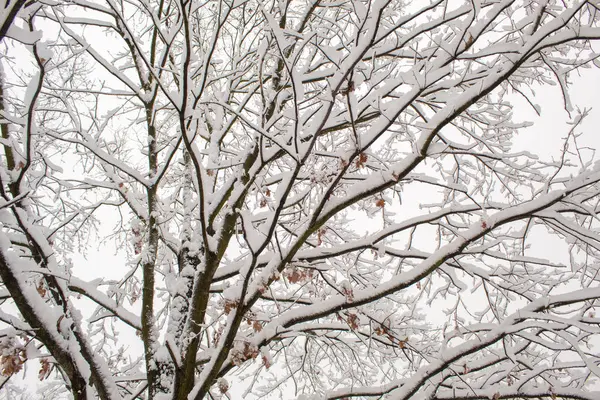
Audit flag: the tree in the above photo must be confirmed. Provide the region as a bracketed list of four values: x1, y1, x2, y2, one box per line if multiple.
[1, 0, 600, 398]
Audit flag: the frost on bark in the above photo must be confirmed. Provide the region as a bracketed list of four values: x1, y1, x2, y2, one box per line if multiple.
[1, 0, 600, 399]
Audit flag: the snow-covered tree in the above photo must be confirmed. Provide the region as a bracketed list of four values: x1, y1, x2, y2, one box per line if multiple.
[2, 0, 600, 399]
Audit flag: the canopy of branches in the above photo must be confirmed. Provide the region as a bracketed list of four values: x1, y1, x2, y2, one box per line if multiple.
[1, 0, 600, 399]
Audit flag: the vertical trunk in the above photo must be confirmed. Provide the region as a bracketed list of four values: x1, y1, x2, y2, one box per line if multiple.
[164, 151, 200, 396]
[171, 151, 200, 345]
[173, 256, 215, 400]
[143, 103, 161, 398]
